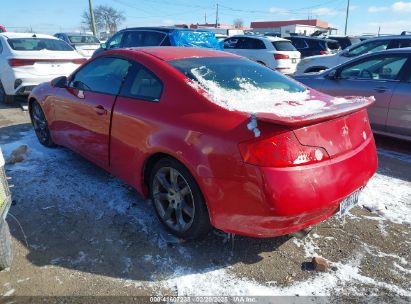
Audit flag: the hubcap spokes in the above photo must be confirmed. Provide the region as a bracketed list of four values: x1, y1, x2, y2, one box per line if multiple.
[153, 167, 195, 232]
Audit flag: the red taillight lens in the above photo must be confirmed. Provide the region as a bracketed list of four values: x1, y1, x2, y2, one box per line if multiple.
[8, 59, 36, 67]
[274, 53, 289, 60]
[320, 50, 330, 55]
[72, 58, 87, 65]
[239, 132, 329, 167]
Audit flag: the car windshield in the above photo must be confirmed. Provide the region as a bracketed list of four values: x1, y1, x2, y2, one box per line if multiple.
[7, 38, 73, 51]
[68, 35, 99, 44]
[272, 41, 297, 51]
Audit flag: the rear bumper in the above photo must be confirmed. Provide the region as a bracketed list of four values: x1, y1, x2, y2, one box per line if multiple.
[201, 135, 378, 237]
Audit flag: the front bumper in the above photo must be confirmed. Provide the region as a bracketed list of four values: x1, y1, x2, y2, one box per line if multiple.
[200, 135, 378, 237]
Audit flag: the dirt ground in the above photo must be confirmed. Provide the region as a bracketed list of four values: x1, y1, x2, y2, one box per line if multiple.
[0, 102, 410, 299]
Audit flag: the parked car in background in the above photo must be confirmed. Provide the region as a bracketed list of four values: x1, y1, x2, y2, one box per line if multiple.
[0, 32, 86, 103]
[29, 47, 377, 239]
[93, 27, 220, 57]
[54, 33, 100, 58]
[223, 35, 301, 74]
[0, 26, 6, 33]
[296, 35, 411, 74]
[295, 48, 411, 141]
[287, 36, 340, 58]
[327, 36, 362, 50]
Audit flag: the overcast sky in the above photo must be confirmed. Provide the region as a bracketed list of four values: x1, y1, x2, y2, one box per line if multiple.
[1, 0, 411, 35]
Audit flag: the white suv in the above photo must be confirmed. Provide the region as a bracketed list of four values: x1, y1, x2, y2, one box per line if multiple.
[223, 35, 301, 75]
[295, 35, 411, 75]
[0, 32, 86, 103]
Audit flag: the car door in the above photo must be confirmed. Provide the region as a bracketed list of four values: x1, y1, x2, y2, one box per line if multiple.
[52, 56, 131, 169]
[321, 54, 409, 131]
[109, 62, 164, 187]
[385, 57, 411, 137]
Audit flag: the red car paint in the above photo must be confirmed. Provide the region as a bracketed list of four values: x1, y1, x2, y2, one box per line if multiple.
[29, 47, 378, 237]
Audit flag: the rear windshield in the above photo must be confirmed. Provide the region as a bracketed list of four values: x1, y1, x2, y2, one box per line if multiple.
[68, 35, 99, 44]
[7, 38, 73, 51]
[326, 41, 340, 50]
[169, 57, 305, 92]
[272, 41, 297, 51]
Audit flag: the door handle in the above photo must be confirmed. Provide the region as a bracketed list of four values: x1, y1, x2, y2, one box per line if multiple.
[373, 87, 389, 93]
[94, 105, 107, 115]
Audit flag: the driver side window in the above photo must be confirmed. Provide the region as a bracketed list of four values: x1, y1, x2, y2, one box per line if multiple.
[70, 57, 131, 95]
[107, 32, 124, 49]
[340, 56, 408, 81]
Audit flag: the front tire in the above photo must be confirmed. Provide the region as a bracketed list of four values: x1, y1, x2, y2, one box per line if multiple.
[0, 81, 14, 104]
[0, 220, 12, 271]
[149, 157, 211, 240]
[30, 101, 55, 147]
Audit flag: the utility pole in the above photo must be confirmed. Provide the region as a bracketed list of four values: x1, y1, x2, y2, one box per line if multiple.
[344, 0, 350, 35]
[215, 3, 219, 28]
[205, 12, 207, 24]
[88, 0, 97, 36]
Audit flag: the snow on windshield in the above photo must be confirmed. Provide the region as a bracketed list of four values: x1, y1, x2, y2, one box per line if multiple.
[189, 66, 369, 117]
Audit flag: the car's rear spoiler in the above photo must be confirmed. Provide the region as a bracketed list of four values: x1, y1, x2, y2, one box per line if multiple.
[255, 96, 375, 127]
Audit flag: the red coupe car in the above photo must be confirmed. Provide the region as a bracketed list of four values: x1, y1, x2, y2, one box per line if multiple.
[28, 47, 378, 239]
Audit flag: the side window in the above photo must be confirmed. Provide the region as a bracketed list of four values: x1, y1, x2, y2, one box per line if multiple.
[236, 38, 265, 49]
[142, 31, 166, 46]
[121, 64, 163, 102]
[291, 38, 308, 49]
[346, 40, 389, 58]
[223, 38, 239, 49]
[340, 56, 408, 80]
[0, 40, 3, 53]
[107, 32, 124, 49]
[70, 57, 131, 95]
[122, 31, 145, 48]
[398, 40, 411, 48]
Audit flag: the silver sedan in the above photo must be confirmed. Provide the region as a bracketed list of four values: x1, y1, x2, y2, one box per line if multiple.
[295, 48, 411, 141]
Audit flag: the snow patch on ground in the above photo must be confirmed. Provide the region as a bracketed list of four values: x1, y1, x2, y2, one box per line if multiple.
[2, 131, 410, 297]
[359, 173, 411, 225]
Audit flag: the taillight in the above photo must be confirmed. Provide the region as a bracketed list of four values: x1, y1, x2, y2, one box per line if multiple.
[238, 132, 329, 167]
[72, 58, 87, 64]
[8, 59, 36, 67]
[320, 50, 330, 55]
[274, 53, 289, 60]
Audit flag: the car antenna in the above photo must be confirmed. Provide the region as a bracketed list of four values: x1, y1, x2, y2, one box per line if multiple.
[32, 34, 37, 38]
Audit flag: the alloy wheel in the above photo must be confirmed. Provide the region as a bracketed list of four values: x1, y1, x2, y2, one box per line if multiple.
[152, 167, 195, 232]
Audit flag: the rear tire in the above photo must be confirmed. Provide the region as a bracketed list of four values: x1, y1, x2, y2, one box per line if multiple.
[0, 81, 14, 104]
[0, 220, 12, 271]
[149, 157, 211, 240]
[30, 101, 55, 147]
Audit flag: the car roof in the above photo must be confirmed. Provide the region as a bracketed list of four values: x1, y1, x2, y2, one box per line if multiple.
[0, 32, 57, 39]
[119, 27, 211, 33]
[289, 36, 336, 42]
[229, 34, 289, 42]
[116, 47, 238, 61]
[56, 32, 96, 36]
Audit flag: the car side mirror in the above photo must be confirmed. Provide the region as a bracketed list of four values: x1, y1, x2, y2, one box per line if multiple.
[100, 42, 107, 49]
[51, 76, 68, 88]
[327, 70, 339, 80]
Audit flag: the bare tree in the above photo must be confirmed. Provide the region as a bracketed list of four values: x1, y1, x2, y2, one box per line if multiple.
[82, 5, 125, 35]
[233, 18, 244, 29]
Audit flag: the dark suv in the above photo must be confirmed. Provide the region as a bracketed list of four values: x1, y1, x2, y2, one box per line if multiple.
[287, 36, 340, 58]
[327, 36, 362, 49]
[93, 27, 219, 57]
